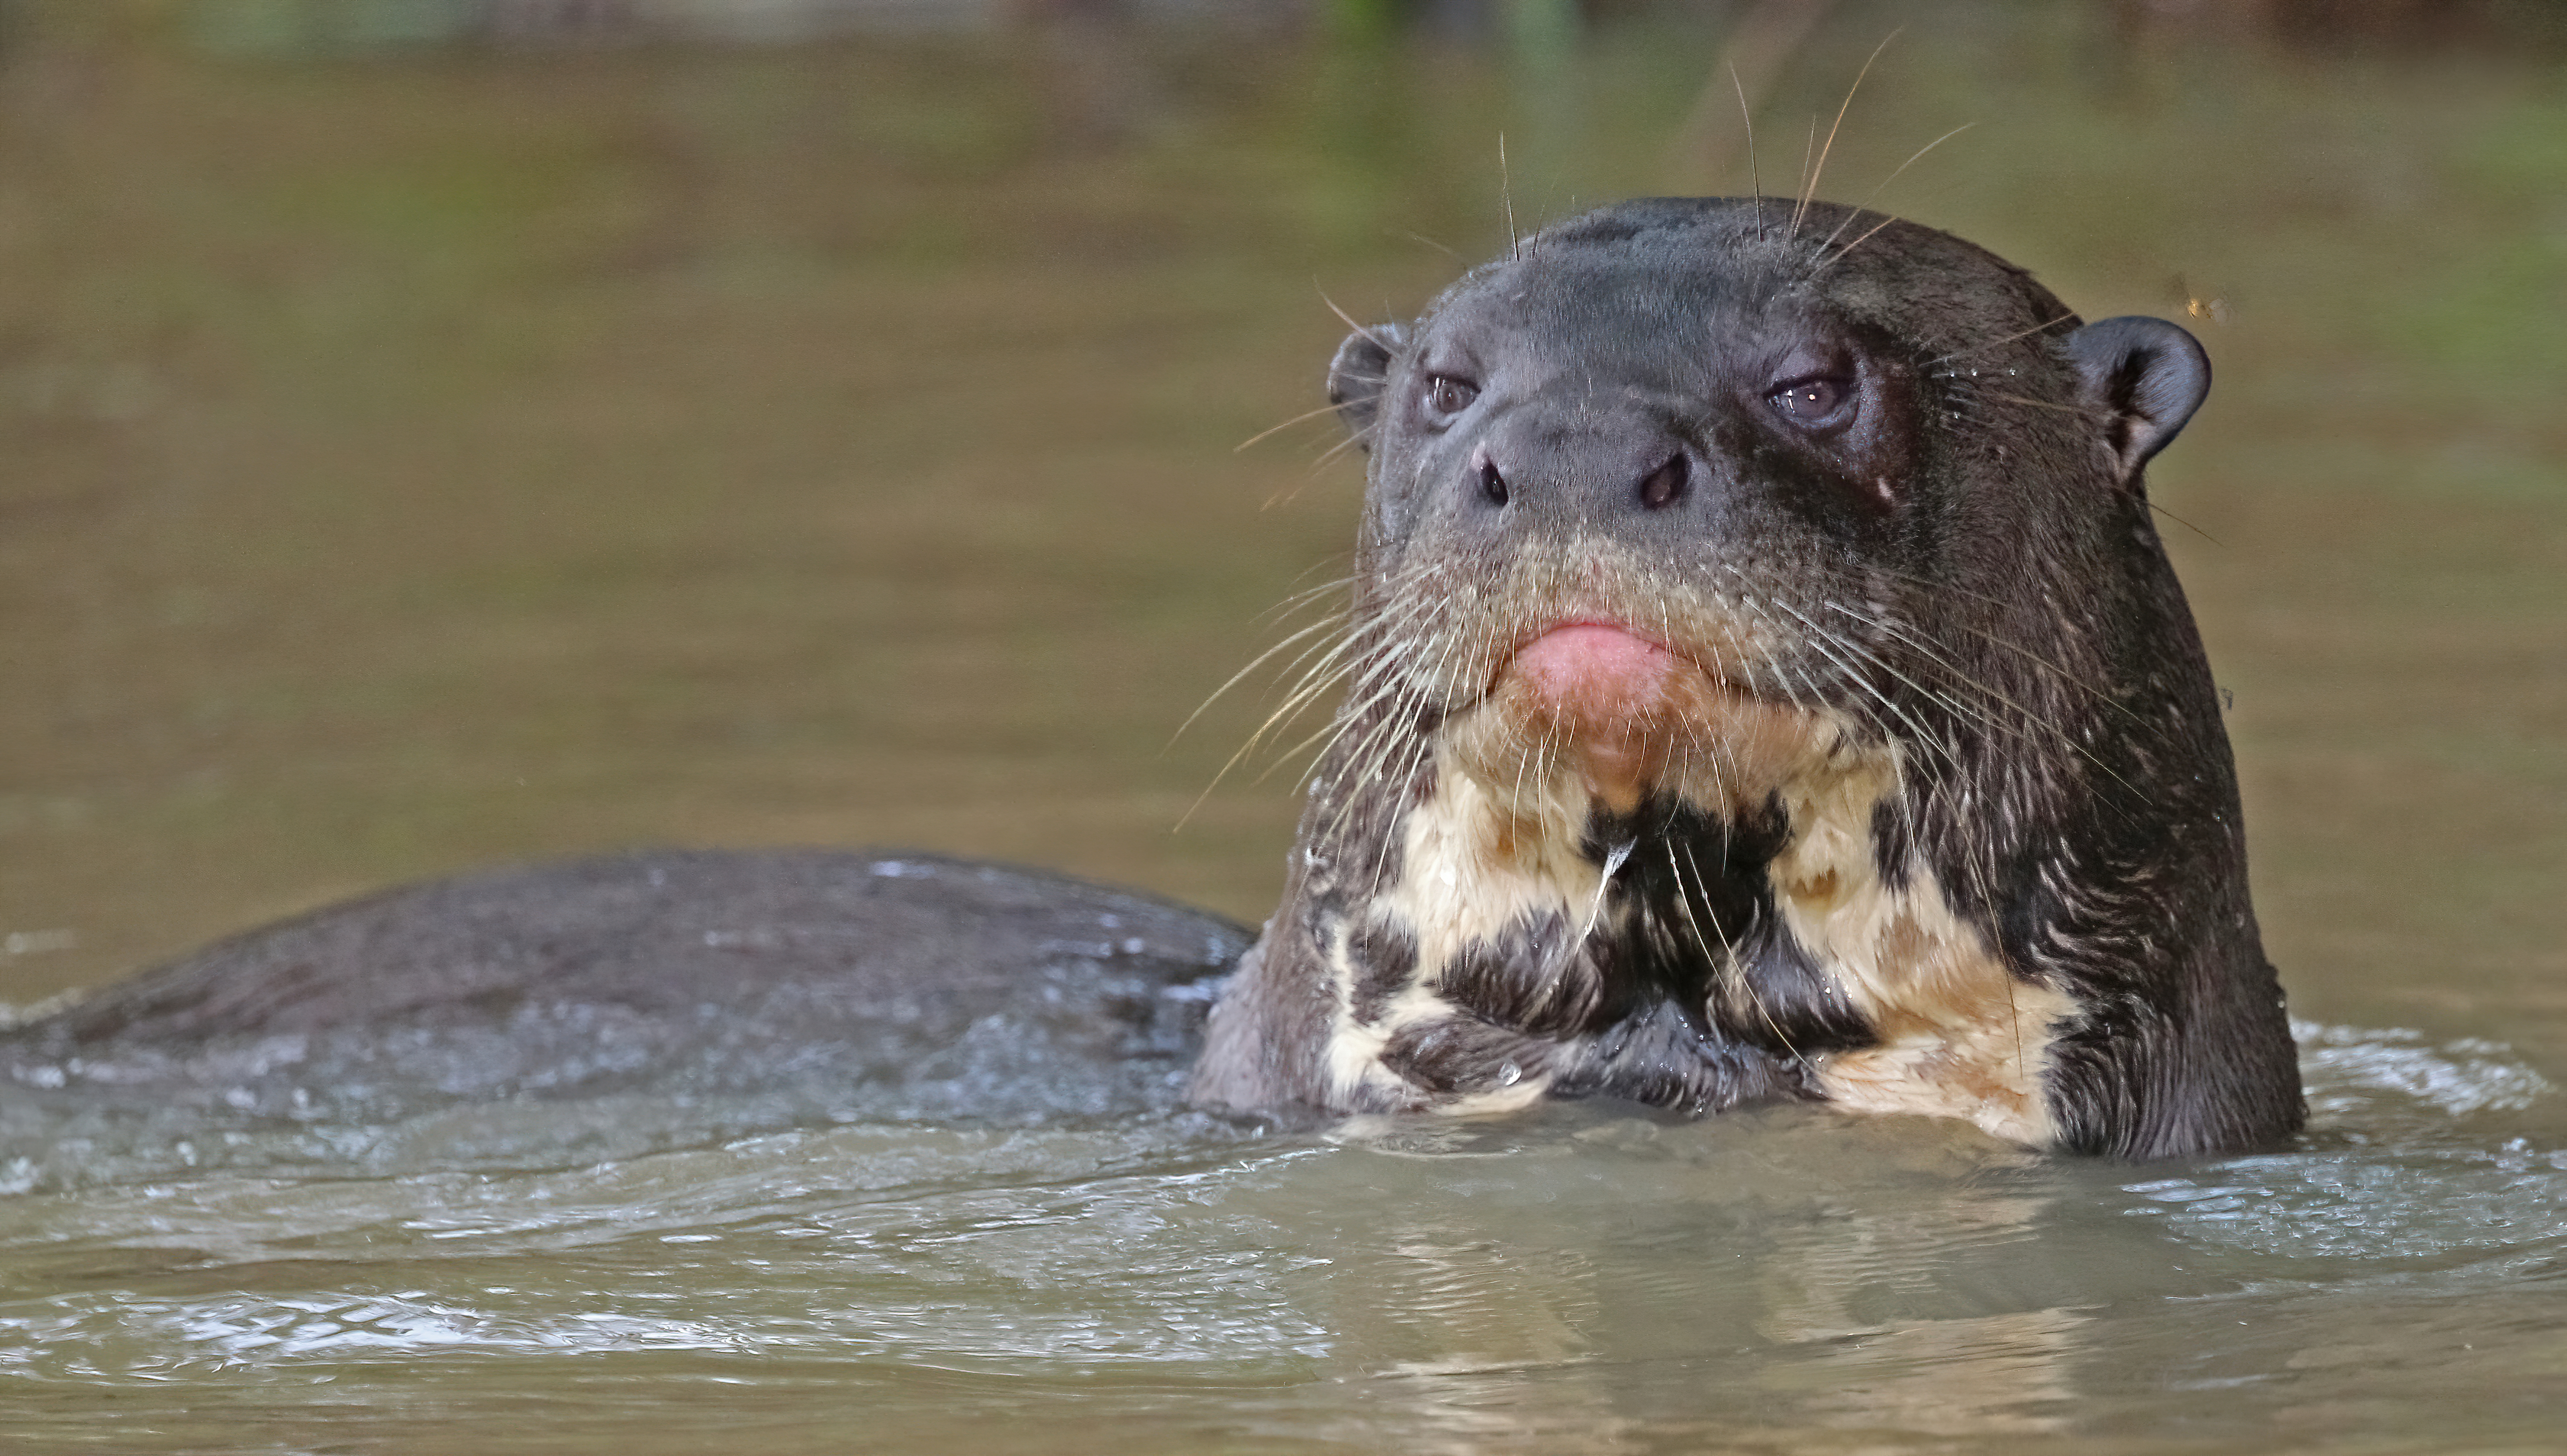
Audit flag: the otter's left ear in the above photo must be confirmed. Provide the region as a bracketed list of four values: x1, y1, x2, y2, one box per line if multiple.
[2064, 316, 2211, 483]
[1326, 321, 1409, 451]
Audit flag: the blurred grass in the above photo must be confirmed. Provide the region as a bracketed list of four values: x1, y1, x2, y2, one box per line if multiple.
[0, 1, 2557, 1035]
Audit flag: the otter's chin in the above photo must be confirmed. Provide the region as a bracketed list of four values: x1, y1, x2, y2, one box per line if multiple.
[1444, 622, 1839, 821]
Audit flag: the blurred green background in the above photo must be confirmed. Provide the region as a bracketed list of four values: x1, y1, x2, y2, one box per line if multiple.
[0, 0, 2560, 1057]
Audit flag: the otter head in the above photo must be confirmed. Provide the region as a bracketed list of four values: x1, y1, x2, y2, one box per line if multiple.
[1196, 196, 2292, 1159]
[1322, 197, 2210, 846]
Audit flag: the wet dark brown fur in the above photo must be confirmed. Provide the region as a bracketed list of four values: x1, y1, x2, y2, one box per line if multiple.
[1188, 196, 2305, 1159]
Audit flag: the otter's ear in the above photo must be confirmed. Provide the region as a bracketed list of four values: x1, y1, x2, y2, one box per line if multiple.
[2064, 316, 2211, 482]
[1326, 321, 1408, 451]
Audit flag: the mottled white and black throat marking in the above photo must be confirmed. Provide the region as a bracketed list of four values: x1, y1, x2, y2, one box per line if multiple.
[1307, 730, 2071, 1143]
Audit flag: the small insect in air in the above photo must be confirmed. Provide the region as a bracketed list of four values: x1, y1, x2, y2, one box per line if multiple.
[2170, 273, 2235, 327]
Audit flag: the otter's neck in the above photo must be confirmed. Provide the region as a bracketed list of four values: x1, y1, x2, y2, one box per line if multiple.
[1193, 714, 2074, 1147]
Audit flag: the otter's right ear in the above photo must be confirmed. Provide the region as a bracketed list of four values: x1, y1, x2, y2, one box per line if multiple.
[1326, 322, 1408, 451]
[2064, 316, 2211, 484]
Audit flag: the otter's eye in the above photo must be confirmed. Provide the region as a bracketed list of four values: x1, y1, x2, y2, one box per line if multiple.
[1423, 374, 1480, 420]
[1767, 375, 1852, 428]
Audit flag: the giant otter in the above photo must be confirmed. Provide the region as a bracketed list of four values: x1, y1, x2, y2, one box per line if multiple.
[0, 197, 2300, 1163]
[1189, 196, 2302, 1159]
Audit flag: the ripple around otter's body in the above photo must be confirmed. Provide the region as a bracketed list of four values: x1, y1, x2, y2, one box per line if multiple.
[0, 1026, 2559, 1452]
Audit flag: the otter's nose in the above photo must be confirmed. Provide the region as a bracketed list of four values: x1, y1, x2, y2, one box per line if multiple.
[1636, 452, 1689, 509]
[1468, 443, 1509, 506]
[1465, 440, 1692, 517]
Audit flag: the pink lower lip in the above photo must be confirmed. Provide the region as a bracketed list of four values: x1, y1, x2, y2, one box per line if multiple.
[1532, 617, 1659, 644]
[1509, 622, 1676, 714]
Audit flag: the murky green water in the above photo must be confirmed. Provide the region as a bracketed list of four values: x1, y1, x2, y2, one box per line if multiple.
[1, 4, 2563, 1450]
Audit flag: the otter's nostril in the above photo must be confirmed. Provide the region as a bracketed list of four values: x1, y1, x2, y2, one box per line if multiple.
[1638, 453, 1688, 510]
[1477, 455, 1508, 507]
